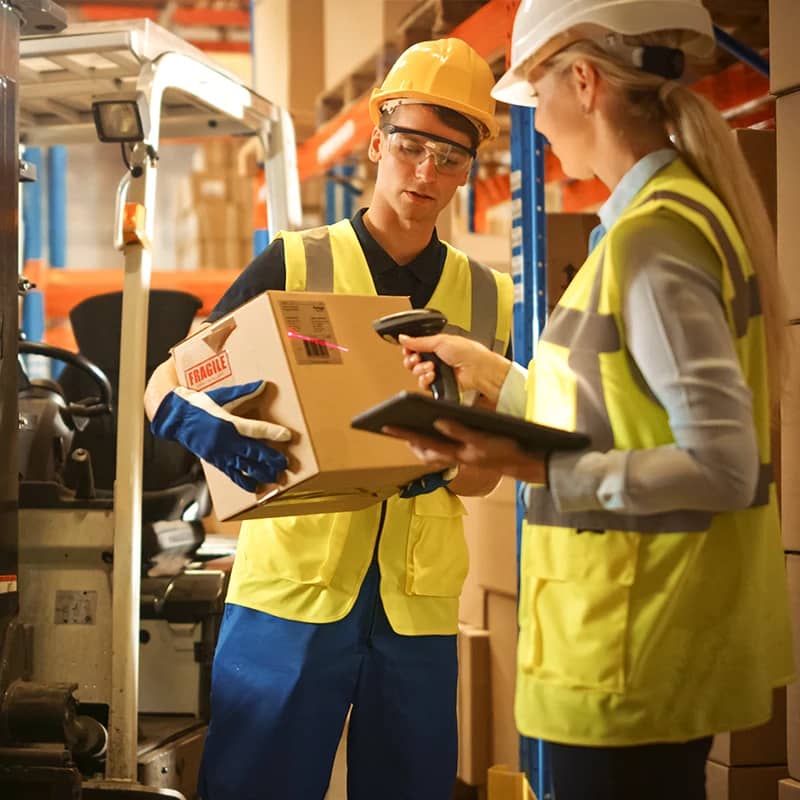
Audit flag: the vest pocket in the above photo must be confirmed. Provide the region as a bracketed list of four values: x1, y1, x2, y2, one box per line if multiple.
[519, 526, 639, 694]
[262, 512, 353, 587]
[404, 491, 468, 597]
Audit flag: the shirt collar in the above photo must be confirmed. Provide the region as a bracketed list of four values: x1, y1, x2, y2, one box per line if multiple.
[598, 148, 678, 232]
[350, 208, 443, 285]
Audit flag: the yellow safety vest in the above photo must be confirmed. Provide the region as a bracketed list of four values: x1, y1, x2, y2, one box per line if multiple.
[226, 219, 513, 634]
[517, 160, 794, 745]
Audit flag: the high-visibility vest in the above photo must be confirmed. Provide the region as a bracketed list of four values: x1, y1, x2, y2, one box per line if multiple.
[516, 159, 794, 744]
[227, 219, 514, 634]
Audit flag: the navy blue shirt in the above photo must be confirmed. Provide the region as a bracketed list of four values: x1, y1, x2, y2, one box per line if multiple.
[208, 209, 447, 322]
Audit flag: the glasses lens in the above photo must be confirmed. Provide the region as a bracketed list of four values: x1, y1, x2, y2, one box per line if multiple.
[388, 131, 472, 175]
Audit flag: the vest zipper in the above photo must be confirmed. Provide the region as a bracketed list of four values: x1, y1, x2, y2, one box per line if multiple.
[371, 499, 388, 564]
[366, 499, 389, 644]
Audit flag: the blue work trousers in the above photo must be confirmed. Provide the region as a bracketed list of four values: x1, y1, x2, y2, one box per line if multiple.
[198, 562, 458, 800]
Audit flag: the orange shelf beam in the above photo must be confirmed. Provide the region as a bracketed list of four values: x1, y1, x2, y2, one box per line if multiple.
[172, 8, 250, 28]
[34, 267, 240, 320]
[78, 5, 250, 27]
[296, 0, 520, 182]
[79, 5, 157, 21]
[296, 94, 374, 182]
[447, 0, 520, 61]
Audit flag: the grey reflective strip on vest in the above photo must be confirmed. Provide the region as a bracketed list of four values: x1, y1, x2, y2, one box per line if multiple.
[526, 486, 714, 533]
[467, 258, 503, 352]
[647, 190, 759, 336]
[300, 226, 334, 292]
[299, 229, 502, 352]
[442, 258, 502, 352]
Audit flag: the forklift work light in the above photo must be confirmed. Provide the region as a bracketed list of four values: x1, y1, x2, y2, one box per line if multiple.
[92, 96, 149, 143]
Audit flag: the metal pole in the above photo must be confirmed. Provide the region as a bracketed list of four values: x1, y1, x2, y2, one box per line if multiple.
[1, 0, 66, 702]
[22, 146, 41, 263]
[713, 25, 770, 77]
[47, 144, 66, 267]
[0, 0, 22, 669]
[510, 103, 551, 800]
[467, 160, 477, 233]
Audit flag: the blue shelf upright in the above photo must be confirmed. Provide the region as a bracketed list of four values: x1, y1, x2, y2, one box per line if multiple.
[510, 103, 550, 800]
[325, 163, 357, 224]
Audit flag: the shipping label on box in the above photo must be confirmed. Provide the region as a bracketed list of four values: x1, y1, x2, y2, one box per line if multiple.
[172, 291, 434, 520]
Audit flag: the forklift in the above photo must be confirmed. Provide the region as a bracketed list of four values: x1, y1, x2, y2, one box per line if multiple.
[0, 8, 302, 798]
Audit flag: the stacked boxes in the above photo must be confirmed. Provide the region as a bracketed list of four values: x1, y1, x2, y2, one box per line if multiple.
[773, 1, 800, 796]
[176, 138, 257, 270]
[706, 127, 788, 800]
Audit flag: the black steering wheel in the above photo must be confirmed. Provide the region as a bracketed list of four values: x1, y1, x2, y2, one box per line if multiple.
[18, 340, 113, 419]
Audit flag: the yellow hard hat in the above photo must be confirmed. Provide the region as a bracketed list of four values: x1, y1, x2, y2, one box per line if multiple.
[369, 38, 500, 143]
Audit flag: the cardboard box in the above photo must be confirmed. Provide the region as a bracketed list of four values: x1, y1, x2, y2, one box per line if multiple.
[488, 591, 520, 770]
[783, 325, 800, 549]
[545, 213, 599, 311]
[736, 129, 777, 231]
[487, 765, 536, 800]
[770, 0, 800, 96]
[709, 688, 787, 766]
[465, 477, 518, 598]
[457, 625, 492, 786]
[781, 778, 800, 799]
[777, 93, 800, 321]
[459, 519, 487, 629]
[706, 761, 787, 800]
[172, 291, 433, 520]
[786, 555, 800, 777]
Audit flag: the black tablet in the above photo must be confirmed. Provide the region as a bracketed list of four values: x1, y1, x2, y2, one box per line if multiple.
[351, 391, 590, 453]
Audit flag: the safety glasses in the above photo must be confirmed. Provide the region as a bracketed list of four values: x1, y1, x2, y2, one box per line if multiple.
[381, 124, 475, 176]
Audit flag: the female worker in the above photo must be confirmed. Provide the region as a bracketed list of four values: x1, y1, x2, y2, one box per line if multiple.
[389, 1, 794, 798]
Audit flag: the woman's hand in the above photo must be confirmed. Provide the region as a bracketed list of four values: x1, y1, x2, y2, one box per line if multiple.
[383, 419, 548, 485]
[399, 334, 512, 407]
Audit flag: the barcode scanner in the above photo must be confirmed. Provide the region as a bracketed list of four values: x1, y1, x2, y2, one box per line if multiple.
[372, 308, 460, 403]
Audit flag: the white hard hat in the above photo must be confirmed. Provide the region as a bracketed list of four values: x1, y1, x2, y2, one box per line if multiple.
[492, 0, 716, 107]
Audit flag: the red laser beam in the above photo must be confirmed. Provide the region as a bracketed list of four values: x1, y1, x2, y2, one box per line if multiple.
[286, 328, 349, 352]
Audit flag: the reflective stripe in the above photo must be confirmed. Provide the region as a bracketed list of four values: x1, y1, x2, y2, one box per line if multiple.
[298, 226, 503, 354]
[526, 485, 713, 532]
[299, 226, 334, 292]
[466, 258, 502, 352]
[646, 190, 758, 337]
[526, 460, 772, 531]
[542, 306, 619, 352]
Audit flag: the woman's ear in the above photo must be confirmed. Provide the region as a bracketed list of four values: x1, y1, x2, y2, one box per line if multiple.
[571, 58, 599, 114]
[368, 126, 382, 163]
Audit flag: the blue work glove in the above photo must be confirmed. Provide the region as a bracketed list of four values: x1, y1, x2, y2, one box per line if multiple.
[151, 380, 290, 492]
[400, 467, 458, 499]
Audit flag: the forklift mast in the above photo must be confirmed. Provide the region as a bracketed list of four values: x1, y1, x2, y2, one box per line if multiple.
[0, 0, 67, 697]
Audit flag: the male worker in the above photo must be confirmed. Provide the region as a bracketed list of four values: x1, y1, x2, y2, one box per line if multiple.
[144, 38, 513, 800]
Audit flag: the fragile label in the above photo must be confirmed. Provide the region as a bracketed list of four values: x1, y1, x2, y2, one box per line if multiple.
[54, 590, 97, 625]
[278, 300, 345, 365]
[184, 350, 233, 390]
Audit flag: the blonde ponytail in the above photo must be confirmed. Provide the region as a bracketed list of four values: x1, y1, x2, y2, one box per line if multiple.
[659, 82, 784, 413]
[547, 38, 785, 420]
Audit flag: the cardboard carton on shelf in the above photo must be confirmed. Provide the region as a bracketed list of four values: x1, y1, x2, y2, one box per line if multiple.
[171, 290, 433, 520]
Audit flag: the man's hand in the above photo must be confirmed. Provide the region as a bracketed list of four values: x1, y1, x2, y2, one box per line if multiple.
[151, 380, 290, 492]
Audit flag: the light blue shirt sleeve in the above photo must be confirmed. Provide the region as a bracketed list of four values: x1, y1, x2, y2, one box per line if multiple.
[546, 210, 759, 515]
[496, 362, 528, 418]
